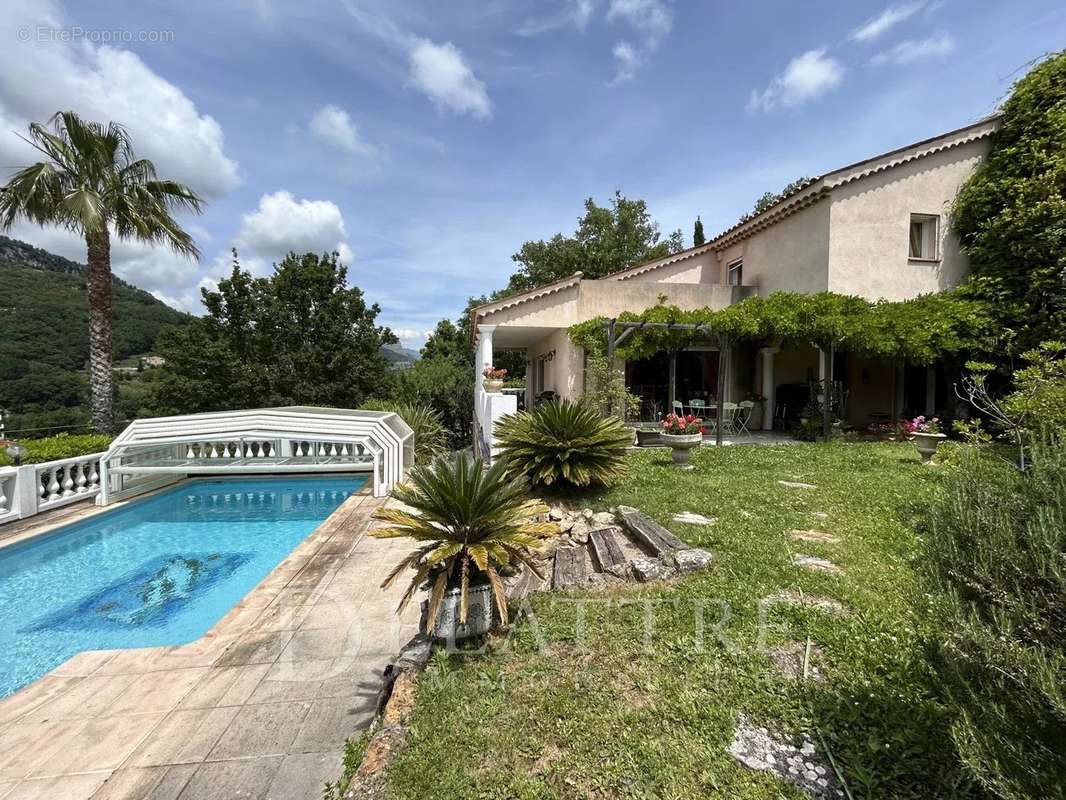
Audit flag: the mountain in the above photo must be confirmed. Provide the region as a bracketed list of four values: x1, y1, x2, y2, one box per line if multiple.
[0, 235, 193, 434]
[381, 342, 420, 369]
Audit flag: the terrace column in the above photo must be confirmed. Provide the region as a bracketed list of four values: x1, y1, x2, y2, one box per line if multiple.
[476, 325, 497, 396]
[760, 347, 779, 431]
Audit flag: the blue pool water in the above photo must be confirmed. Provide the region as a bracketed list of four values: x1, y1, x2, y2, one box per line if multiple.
[0, 475, 366, 698]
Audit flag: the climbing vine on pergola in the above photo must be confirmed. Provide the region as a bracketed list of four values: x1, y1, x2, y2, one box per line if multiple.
[569, 291, 991, 440]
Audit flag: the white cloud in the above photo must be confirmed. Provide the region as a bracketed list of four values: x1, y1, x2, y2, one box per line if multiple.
[747, 48, 844, 112]
[408, 39, 491, 119]
[391, 327, 428, 346]
[850, 2, 925, 42]
[604, 0, 673, 82]
[232, 191, 354, 274]
[611, 41, 641, 83]
[0, 0, 239, 198]
[517, 0, 597, 36]
[870, 33, 955, 65]
[607, 0, 672, 46]
[309, 105, 376, 155]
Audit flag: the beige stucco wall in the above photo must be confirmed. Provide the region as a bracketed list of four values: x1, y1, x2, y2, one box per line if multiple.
[715, 199, 831, 295]
[527, 328, 584, 401]
[826, 137, 988, 300]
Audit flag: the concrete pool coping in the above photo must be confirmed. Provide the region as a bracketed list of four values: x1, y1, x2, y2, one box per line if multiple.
[0, 478, 423, 799]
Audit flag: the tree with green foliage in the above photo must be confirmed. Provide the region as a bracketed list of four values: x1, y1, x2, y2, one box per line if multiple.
[693, 216, 705, 246]
[507, 191, 684, 292]
[153, 250, 394, 413]
[421, 318, 472, 365]
[391, 356, 473, 450]
[736, 177, 814, 226]
[953, 52, 1066, 353]
[0, 112, 203, 432]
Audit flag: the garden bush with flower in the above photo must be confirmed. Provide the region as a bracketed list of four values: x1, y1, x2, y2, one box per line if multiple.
[482, 365, 508, 381]
[661, 412, 703, 435]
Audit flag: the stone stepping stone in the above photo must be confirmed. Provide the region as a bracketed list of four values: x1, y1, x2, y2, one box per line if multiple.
[788, 530, 840, 544]
[552, 547, 587, 590]
[778, 480, 818, 489]
[618, 506, 686, 557]
[811, 511, 829, 520]
[768, 640, 826, 683]
[673, 512, 716, 526]
[792, 554, 844, 575]
[763, 590, 849, 615]
[588, 527, 627, 576]
[727, 713, 844, 798]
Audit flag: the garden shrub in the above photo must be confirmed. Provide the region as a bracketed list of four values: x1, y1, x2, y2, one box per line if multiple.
[494, 399, 632, 490]
[923, 441, 1066, 799]
[0, 432, 112, 465]
[360, 400, 448, 465]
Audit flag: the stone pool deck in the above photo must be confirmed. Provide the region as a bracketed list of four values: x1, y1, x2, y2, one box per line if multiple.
[0, 490, 422, 800]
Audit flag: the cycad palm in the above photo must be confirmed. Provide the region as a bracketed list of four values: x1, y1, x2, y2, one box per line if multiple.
[371, 452, 556, 631]
[0, 111, 203, 432]
[495, 399, 632, 489]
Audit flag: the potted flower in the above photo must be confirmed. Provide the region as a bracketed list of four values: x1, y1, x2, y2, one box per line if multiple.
[907, 415, 945, 462]
[660, 413, 704, 464]
[483, 365, 508, 393]
[371, 452, 557, 641]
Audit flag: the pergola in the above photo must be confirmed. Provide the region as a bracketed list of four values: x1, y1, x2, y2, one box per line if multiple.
[98, 406, 414, 503]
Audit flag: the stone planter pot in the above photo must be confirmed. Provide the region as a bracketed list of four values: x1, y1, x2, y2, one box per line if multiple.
[483, 379, 504, 393]
[912, 431, 946, 463]
[660, 432, 703, 464]
[427, 584, 494, 640]
[635, 428, 662, 447]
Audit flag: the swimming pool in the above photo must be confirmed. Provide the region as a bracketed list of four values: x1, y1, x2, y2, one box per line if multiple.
[0, 475, 366, 698]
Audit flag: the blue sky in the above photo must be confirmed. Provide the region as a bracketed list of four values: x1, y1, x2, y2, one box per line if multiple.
[1, 0, 1064, 346]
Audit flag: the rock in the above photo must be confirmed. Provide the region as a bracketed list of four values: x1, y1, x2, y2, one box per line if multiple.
[671, 548, 715, 573]
[591, 511, 616, 526]
[788, 530, 840, 544]
[630, 557, 675, 582]
[811, 511, 829, 520]
[581, 508, 594, 521]
[555, 516, 575, 534]
[673, 511, 716, 526]
[548, 507, 565, 521]
[763, 590, 849, 616]
[768, 641, 826, 682]
[727, 714, 843, 798]
[777, 480, 818, 489]
[569, 521, 591, 544]
[791, 554, 844, 575]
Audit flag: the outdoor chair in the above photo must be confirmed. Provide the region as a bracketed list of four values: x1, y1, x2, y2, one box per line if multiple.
[736, 400, 754, 436]
[672, 400, 684, 417]
[719, 402, 739, 435]
[687, 398, 707, 417]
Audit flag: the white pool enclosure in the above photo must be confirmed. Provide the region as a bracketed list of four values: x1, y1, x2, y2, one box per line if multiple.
[98, 407, 413, 504]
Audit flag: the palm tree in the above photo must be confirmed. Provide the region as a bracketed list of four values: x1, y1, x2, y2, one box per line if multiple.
[0, 111, 203, 432]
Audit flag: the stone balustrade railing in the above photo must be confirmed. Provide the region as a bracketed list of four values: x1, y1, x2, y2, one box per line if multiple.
[0, 452, 107, 525]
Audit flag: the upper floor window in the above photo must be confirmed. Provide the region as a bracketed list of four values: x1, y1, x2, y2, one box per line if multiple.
[909, 214, 939, 260]
[727, 259, 743, 285]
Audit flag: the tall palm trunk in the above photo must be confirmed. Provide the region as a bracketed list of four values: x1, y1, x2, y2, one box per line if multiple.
[86, 228, 114, 433]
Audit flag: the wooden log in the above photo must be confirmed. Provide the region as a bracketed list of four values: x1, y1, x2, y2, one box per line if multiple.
[552, 547, 587, 590]
[588, 527, 626, 574]
[617, 505, 686, 557]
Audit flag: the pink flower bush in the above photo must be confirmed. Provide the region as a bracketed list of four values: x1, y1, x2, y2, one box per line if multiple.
[482, 365, 508, 380]
[662, 413, 703, 435]
[902, 415, 942, 434]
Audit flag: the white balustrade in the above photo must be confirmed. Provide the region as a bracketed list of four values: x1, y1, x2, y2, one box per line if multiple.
[35, 454, 103, 512]
[0, 468, 18, 525]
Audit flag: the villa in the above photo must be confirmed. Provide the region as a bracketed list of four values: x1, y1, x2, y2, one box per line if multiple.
[471, 115, 1000, 452]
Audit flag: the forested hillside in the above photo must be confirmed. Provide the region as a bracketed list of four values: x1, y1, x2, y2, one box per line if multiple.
[0, 236, 192, 435]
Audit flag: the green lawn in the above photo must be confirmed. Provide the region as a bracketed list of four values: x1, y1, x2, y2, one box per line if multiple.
[385, 443, 982, 799]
